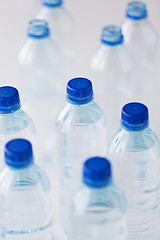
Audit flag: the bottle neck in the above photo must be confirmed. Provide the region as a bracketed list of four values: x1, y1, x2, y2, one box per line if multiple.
[67, 98, 94, 106]
[84, 178, 113, 192]
[0, 105, 21, 115]
[121, 122, 149, 132]
[7, 162, 34, 173]
[101, 42, 124, 51]
[125, 17, 148, 26]
[28, 35, 51, 41]
[42, 0, 63, 8]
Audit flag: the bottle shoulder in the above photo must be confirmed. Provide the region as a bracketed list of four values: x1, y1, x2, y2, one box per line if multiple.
[72, 183, 126, 217]
[38, 6, 73, 24]
[57, 101, 106, 128]
[18, 37, 60, 65]
[109, 126, 160, 155]
[0, 108, 34, 134]
[91, 44, 134, 74]
[0, 163, 50, 197]
[122, 19, 158, 45]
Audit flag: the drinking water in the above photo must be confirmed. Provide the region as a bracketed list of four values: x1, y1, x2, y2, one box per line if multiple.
[109, 102, 160, 240]
[90, 25, 134, 144]
[70, 157, 127, 240]
[0, 138, 53, 240]
[57, 77, 107, 234]
[0, 86, 34, 172]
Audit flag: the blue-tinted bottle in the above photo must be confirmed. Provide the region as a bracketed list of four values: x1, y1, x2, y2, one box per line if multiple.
[57, 77, 107, 234]
[0, 86, 34, 172]
[109, 102, 160, 240]
[0, 139, 53, 240]
[70, 157, 127, 240]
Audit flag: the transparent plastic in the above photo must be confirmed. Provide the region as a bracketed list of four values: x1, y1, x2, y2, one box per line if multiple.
[109, 126, 160, 240]
[19, 32, 64, 165]
[0, 163, 53, 240]
[122, 18, 159, 131]
[90, 44, 134, 144]
[57, 101, 107, 234]
[122, 18, 158, 67]
[38, 4, 76, 79]
[0, 109, 34, 172]
[70, 181, 127, 240]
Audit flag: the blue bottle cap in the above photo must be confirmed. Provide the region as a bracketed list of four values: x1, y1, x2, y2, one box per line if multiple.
[121, 102, 149, 131]
[28, 19, 50, 39]
[5, 139, 33, 169]
[101, 25, 124, 45]
[42, 0, 63, 7]
[83, 157, 112, 188]
[67, 77, 94, 105]
[0, 86, 20, 114]
[126, 1, 147, 20]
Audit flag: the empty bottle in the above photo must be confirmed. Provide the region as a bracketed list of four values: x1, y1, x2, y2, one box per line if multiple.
[90, 25, 134, 144]
[57, 77, 106, 234]
[122, 1, 158, 67]
[122, 1, 159, 132]
[69, 157, 127, 240]
[0, 86, 34, 172]
[19, 19, 64, 165]
[109, 102, 160, 240]
[0, 138, 53, 240]
[38, 0, 76, 78]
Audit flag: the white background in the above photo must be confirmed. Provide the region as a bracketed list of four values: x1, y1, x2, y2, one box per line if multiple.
[0, 1, 159, 239]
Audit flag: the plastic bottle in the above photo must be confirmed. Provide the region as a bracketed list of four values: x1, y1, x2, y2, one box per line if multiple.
[57, 77, 107, 234]
[0, 138, 53, 240]
[38, 0, 76, 78]
[122, 1, 158, 68]
[19, 19, 64, 165]
[122, 1, 158, 132]
[109, 102, 160, 240]
[90, 25, 134, 145]
[69, 157, 127, 240]
[0, 86, 34, 172]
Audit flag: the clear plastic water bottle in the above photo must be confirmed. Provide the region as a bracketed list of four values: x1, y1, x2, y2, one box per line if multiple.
[0, 138, 53, 240]
[0, 86, 34, 172]
[109, 102, 160, 240]
[19, 19, 64, 164]
[57, 77, 107, 234]
[38, 0, 76, 78]
[122, 1, 159, 132]
[90, 25, 134, 145]
[69, 157, 127, 240]
[122, 1, 158, 67]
